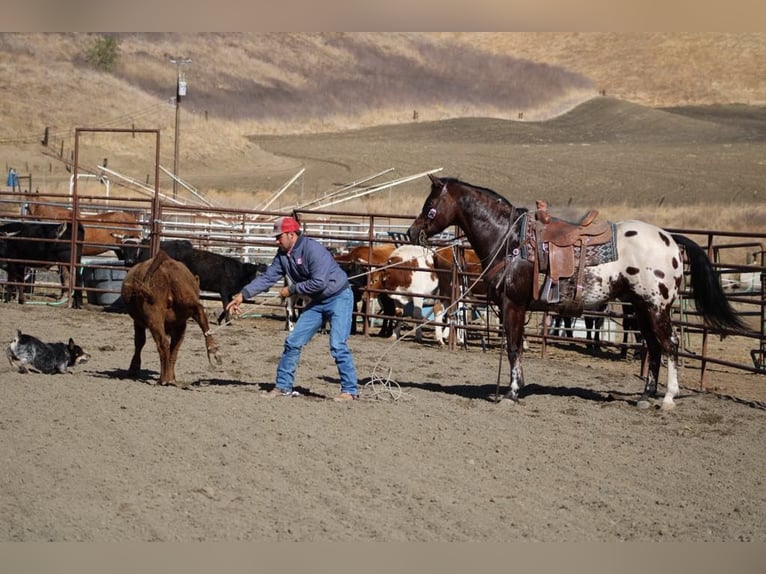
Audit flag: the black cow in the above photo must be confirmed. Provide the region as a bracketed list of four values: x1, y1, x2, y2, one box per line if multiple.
[0, 221, 84, 308]
[118, 238, 267, 324]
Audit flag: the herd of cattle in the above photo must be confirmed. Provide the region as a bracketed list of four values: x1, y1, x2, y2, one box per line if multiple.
[0, 210, 488, 334]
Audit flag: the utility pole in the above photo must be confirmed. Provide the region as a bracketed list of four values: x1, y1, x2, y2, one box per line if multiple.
[170, 57, 192, 201]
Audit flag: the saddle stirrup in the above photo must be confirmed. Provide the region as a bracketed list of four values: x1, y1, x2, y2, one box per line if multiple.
[540, 276, 560, 304]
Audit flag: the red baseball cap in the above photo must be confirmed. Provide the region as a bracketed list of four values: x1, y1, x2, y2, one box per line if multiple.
[273, 216, 301, 236]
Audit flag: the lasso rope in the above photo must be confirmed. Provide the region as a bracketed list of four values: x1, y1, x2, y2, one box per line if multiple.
[204, 299, 285, 335]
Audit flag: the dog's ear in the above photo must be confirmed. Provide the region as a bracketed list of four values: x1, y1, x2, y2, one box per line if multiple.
[68, 338, 75, 348]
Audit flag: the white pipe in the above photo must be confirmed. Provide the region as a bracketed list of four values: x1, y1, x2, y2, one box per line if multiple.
[97, 165, 186, 206]
[296, 168, 396, 210]
[260, 168, 305, 212]
[160, 165, 216, 207]
[309, 168, 442, 210]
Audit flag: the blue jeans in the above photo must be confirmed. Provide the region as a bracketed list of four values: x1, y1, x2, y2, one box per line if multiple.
[275, 287, 358, 396]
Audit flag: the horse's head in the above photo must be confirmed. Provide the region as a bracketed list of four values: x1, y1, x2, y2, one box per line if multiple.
[407, 174, 457, 246]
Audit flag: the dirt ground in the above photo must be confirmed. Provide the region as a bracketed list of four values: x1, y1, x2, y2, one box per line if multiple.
[1, 98, 765, 542]
[1, 300, 764, 542]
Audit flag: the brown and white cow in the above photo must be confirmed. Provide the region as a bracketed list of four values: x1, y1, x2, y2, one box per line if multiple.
[334, 243, 396, 334]
[334, 244, 397, 268]
[121, 250, 222, 386]
[431, 245, 487, 345]
[368, 245, 440, 343]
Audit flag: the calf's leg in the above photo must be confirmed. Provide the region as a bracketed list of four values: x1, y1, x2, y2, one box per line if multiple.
[165, 321, 187, 385]
[190, 303, 221, 368]
[128, 321, 147, 376]
[148, 326, 172, 384]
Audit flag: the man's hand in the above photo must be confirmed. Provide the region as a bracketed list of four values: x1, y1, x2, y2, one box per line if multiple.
[226, 293, 244, 316]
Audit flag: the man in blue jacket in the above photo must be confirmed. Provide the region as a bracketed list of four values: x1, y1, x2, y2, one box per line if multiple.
[226, 216, 359, 401]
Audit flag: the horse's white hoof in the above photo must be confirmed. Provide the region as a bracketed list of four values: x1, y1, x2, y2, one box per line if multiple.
[660, 400, 676, 411]
[637, 399, 652, 410]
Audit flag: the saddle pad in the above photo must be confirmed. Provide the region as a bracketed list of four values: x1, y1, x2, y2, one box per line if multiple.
[576, 224, 618, 267]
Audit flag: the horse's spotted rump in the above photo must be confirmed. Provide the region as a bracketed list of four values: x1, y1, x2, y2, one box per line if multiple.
[625, 266, 640, 275]
[659, 232, 671, 246]
[654, 269, 665, 279]
[624, 230, 638, 237]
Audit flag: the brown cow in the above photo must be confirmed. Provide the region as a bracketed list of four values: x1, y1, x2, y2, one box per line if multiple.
[25, 200, 143, 256]
[121, 250, 221, 386]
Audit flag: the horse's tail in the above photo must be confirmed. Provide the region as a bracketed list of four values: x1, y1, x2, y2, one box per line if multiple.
[671, 234, 749, 333]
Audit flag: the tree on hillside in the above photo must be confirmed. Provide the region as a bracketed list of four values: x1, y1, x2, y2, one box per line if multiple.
[85, 35, 121, 72]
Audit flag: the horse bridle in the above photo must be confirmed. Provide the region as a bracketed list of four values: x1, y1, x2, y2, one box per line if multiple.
[414, 183, 446, 246]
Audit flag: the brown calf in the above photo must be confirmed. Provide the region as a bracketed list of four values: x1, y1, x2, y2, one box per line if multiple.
[121, 250, 221, 386]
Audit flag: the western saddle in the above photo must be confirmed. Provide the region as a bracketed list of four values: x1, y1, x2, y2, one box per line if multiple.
[533, 200, 613, 315]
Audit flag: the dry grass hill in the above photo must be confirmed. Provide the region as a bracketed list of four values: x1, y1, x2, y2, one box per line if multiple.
[0, 32, 764, 228]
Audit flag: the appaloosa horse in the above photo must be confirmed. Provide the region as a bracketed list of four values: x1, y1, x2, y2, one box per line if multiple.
[407, 174, 747, 409]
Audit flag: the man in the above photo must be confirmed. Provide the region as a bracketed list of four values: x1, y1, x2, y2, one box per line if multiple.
[7, 167, 18, 190]
[226, 216, 359, 401]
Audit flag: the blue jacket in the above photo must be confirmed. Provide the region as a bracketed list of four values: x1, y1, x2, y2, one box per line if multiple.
[240, 235, 348, 301]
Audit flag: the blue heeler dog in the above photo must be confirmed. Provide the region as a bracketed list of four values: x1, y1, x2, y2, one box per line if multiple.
[6, 329, 91, 374]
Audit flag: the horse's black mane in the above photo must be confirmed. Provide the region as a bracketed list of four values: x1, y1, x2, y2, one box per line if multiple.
[441, 177, 526, 217]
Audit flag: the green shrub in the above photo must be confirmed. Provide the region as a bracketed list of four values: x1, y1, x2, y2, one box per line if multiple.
[85, 35, 120, 72]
